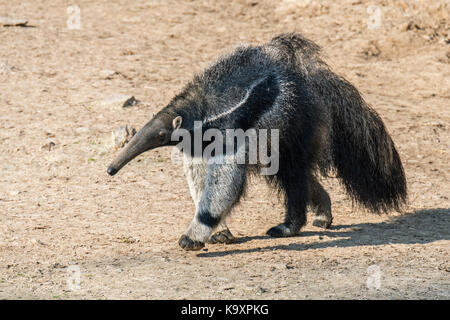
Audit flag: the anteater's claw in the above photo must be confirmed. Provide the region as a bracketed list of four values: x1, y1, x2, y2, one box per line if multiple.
[208, 229, 235, 244]
[178, 235, 205, 251]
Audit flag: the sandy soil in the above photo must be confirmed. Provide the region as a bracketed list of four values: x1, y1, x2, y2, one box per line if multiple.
[0, 0, 449, 299]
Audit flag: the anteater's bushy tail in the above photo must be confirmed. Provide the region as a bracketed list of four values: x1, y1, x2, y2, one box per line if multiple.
[271, 33, 407, 212]
[325, 74, 407, 212]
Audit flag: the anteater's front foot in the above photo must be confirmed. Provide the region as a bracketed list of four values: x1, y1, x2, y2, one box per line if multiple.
[178, 235, 205, 251]
[208, 229, 235, 244]
[267, 223, 300, 237]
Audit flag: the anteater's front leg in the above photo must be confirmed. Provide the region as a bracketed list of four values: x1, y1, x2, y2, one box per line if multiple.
[179, 160, 246, 251]
[183, 155, 236, 244]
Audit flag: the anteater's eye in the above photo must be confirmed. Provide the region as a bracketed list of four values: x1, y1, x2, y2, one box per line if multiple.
[158, 131, 166, 140]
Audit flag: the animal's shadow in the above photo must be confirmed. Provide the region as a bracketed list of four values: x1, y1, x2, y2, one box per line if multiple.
[197, 208, 450, 258]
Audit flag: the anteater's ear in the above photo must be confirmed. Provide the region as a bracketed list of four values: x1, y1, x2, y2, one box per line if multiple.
[172, 116, 182, 129]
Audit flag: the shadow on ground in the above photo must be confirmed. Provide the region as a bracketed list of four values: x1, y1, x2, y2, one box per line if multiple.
[198, 208, 450, 258]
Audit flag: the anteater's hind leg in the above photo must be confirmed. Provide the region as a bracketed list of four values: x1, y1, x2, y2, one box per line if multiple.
[179, 158, 245, 250]
[308, 176, 333, 229]
[267, 167, 309, 237]
[183, 155, 236, 245]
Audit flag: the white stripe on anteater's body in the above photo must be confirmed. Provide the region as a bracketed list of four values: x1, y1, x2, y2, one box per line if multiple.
[182, 154, 246, 243]
[203, 76, 268, 125]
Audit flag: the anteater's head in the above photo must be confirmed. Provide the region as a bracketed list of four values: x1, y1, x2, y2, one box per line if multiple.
[107, 112, 182, 176]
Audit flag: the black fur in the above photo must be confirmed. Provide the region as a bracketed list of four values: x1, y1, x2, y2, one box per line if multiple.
[198, 210, 221, 228]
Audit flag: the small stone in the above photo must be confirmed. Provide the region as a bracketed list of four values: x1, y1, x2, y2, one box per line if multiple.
[31, 239, 46, 245]
[257, 287, 268, 294]
[42, 141, 56, 151]
[438, 264, 450, 272]
[122, 96, 140, 108]
[0, 17, 28, 27]
[99, 69, 119, 79]
[362, 40, 381, 57]
[399, 21, 413, 32]
[52, 263, 65, 269]
[0, 61, 16, 73]
[121, 50, 135, 56]
[100, 94, 137, 109]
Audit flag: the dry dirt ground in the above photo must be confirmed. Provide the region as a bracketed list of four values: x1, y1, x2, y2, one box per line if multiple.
[0, 0, 449, 300]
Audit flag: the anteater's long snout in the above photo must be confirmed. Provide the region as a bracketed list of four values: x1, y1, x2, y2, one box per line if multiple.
[107, 130, 149, 176]
[107, 118, 168, 176]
